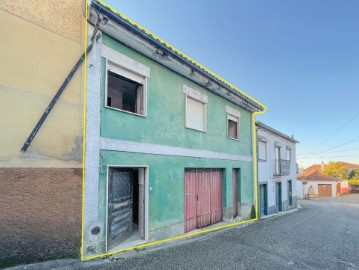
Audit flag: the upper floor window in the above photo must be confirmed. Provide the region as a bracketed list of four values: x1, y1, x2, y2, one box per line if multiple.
[227, 114, 239, 140]
[186, 97, 206, 131]
[258, 141, 267, 161]
[106, 61, 147, 116]
[286, 148, 291, 161]
[226, 106, 241, 140]
[183, 85, 207, 132]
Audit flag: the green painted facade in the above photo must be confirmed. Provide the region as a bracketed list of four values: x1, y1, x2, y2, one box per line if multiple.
[98, 34, 255, 241]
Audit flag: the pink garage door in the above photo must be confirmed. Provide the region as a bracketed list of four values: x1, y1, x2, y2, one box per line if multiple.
[184, 169, 223, 233]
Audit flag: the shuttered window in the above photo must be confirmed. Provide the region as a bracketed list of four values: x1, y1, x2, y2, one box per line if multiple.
[258, 141, 267, 160]
[186, 97, 206, 131]
[227, 114, 239, 140]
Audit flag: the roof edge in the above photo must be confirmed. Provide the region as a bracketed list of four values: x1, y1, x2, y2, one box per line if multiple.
[91, 0, 266, 112]
[256, 121, 299, 143]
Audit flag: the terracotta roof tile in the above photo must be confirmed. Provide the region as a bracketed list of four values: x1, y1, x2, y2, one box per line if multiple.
[298, 171, 340, 182]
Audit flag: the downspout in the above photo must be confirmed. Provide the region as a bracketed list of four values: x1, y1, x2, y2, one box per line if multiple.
[252, 108, 267, 220]
[20, 19, 102, 153]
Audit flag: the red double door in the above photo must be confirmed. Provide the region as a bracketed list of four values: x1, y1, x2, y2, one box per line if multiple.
[184, 169, 223, 233]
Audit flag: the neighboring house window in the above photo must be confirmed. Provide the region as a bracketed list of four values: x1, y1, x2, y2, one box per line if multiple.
[227, 114, 239, 140]
[183, 85, 207, 132]
[258, 141, 267, 161]
[275, 146, 281, 174]
[286, 148, 291, 161]
[106, 62, 146, 116]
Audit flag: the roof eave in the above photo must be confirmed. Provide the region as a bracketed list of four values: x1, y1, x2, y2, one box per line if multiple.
[91, 0, 265, 112]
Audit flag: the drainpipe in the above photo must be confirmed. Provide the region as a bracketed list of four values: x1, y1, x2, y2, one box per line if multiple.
[20, 19, 102, 153]
[252, 109, 267, 220]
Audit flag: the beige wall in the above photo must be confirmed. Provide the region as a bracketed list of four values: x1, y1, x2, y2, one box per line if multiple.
[0, 1, 84, 168]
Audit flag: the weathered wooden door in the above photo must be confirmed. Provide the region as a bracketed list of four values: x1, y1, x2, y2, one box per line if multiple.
[108, 168, 133, 250]
[184, 169, 222, 233]
[259, 184, 268, 216]
[318, 184, 332, 197]
[232, 169, 238, 218]
[275, 182, 282, 212]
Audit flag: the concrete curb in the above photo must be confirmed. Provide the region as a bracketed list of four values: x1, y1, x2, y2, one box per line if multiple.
[259, 207, 300, 220]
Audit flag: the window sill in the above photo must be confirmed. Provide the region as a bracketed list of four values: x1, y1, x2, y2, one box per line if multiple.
[258, 159, 267, 162]
[227, 136, 239, 141]
[185, 126, 207, 133]
[105, 105, 147, 118]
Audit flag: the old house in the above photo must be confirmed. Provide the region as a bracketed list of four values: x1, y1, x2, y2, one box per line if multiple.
[83, 0, 265, 257]
[297, 163, 350, 198]
[256, 122, 299, 217]
[0, 0, 84, 266]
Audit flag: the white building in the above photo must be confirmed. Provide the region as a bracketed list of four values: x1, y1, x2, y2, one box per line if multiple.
[256, 122, 299, 217]
[297, 163, 350, 198]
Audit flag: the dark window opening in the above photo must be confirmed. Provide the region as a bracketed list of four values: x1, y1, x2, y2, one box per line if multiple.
[107, 70, 144, 115]
[228, 119, 238, 139]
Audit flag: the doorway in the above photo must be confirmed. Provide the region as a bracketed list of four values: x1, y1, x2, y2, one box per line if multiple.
[259, 183, 268, 216]
[107, 167, 147, 251]
[232, 169, 239, 218]
[184, 169, 223, 233]
[287, 180, 293, 206]
[275, 182, 282, 212]
[318, 184, 332, 197]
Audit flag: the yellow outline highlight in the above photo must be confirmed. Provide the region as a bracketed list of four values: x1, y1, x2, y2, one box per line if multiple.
[96, 0, 266, 110]
[81, 0, 268, 261]
[81, 0, 88, 260]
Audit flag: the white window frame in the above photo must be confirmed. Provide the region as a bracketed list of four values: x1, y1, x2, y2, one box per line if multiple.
[102, 45, 150, 118]
[286, 147, 291, 161]
[105, 60, 148, 117]
[183, 85, 207, 132]
[258, 140, 267, 161]
[227, 114, 239, 140]
[226, 106, 240, 141]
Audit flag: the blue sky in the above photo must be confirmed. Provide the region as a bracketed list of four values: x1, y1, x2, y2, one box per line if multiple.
[106, 0, 359, 168]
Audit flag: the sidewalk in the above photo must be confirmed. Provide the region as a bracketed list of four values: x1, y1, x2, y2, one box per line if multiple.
[259, 205, 301, 220]
[7, 208, 301, 270]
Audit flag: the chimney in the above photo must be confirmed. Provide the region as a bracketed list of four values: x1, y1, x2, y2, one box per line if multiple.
[321, 161, 324, 171]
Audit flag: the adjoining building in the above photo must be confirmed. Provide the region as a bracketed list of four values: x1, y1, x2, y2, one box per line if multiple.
[256, 122, 299, 217]
[83, 0, 265, 257]
[297, 163, 350, 198]
[0, 1, 84, 266]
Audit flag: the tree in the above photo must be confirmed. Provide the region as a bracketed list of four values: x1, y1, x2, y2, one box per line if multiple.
[349, 169, 359, 186]
[323, 162, 349, 179]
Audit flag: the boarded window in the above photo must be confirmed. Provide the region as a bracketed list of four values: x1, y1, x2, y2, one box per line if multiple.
[186, 97, 206, 131]
[107, 63, 145, 115]
[258, 141, 266, 160]
[227, 114, 239, 139]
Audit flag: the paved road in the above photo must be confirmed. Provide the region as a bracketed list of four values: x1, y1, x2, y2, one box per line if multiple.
[79, 194, 359, 270]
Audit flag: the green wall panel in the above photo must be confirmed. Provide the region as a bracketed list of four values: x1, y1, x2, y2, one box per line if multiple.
[100, 35, 253, 156]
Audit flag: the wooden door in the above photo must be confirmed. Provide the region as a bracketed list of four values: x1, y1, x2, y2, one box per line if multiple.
[318, 184, 332, 197]
[108, 168, 133, 250]
[259, 184, 268, 216]
[288, 180, 293, 206]
[275, 182, 282, 211]
[184, 169, 222, 233]
[232, 169, 238, 218]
